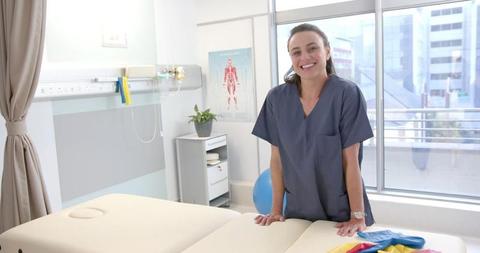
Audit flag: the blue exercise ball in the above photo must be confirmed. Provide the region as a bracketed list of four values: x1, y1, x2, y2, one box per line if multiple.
[252, 168, 287, 215]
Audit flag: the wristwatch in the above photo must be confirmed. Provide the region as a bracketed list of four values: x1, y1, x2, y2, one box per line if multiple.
[351, 211, 366, 219]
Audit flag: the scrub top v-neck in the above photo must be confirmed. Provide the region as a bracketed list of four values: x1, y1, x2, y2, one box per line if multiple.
[252, 74, 375, 225]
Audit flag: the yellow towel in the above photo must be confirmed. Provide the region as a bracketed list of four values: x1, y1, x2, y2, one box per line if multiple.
[378, 244, 416, 253]
[122, 76, 132, 105]
[328, 242, 361, 253]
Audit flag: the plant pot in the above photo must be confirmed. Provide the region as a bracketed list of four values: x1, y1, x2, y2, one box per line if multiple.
[194, 120, 213, 137]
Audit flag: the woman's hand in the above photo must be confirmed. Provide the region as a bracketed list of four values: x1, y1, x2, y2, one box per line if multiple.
[335, 218, 366, 237]
[254, 213, 285, 226]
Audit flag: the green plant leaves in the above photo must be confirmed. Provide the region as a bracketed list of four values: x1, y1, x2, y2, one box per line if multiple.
[188, 104, 217, 124]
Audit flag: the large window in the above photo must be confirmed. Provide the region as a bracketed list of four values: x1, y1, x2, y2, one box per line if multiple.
[383, 2, 479, 197]
[275, 0, 480, 200]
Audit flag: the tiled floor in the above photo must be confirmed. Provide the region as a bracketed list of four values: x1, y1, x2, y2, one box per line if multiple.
[227, 203, 480, 252]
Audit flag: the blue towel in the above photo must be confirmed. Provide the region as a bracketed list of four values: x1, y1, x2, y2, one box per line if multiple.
[117, 77, 126, 103]
[357, 230, 425, 253]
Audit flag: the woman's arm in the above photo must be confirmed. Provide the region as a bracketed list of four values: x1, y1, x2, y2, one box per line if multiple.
[343, 143, 365, 217]
[270, 145, 285, 216]
[255, 145, 286, 225]
[335, 143, 367, 236]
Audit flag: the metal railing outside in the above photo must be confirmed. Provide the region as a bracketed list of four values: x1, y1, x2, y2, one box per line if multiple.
[367, 108, 480, 146]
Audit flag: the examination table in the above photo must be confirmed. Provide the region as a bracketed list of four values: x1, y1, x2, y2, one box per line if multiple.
[0, 194, 466, 253]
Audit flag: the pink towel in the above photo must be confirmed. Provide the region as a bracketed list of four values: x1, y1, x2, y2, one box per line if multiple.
[347, 243, 375, 253]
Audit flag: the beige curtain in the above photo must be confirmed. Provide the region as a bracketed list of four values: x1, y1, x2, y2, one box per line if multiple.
[0, 0, 51, 233]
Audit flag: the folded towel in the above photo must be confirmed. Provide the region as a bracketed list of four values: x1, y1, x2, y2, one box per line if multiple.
[358, 230, 425, 253]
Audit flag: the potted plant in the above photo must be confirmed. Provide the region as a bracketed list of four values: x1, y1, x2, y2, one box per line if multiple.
[189, 104, 217, 137]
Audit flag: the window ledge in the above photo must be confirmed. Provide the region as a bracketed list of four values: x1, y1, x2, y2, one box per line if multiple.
[367, 191, 480, 212]
[366, 191, 480, 237]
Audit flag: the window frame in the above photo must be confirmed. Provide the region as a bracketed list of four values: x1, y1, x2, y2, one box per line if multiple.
[271, 0, 479, 204]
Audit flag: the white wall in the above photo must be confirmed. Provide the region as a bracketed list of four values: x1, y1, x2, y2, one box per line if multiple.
[195, 0, 272, 185]
[160, 89, 203, 201]
[45, 0, 157, 66]
[154, 0, 203, 201]
[154, 0, 198, 65]
[0, 0, 163, 212]
[46, 0, 202, 204]
[252, 16, 275, 175]
[195, 0, 268, 24]
[1, 0, 202, 211]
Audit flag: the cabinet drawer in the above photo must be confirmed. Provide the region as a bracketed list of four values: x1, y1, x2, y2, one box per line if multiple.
[207, 162, 228, 185]
[205, 136, 226, 151]
[208, 178, 228, 201]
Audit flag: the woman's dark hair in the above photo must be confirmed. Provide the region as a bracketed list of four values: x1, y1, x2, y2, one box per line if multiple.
[283, 23, 335, 86]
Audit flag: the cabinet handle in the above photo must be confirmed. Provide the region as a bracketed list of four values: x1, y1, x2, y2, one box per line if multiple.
[217, 166, 222, 171]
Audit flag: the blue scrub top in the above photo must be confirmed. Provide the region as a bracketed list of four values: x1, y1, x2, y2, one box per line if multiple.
[252, 74, 374, 225]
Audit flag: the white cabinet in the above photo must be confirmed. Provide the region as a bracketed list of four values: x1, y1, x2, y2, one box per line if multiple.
[176, 133, 230, 206]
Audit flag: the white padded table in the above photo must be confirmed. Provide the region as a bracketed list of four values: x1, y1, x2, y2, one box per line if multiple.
[285, 220, 467, 253]
[183, 214, 466, 253]
[0, 194, 467, 253]
[182, 213, 311, 253]
[0, 194, 240, 253]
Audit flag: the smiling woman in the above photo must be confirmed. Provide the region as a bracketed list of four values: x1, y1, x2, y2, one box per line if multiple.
[284, 24, 335, 100]
[252, 23, 374, 237]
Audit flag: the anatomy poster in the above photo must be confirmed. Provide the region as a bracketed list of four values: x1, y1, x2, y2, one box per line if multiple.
[208, 48, 255, 121]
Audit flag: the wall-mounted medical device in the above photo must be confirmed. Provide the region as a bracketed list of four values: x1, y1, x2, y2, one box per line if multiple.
[35, 65, 202, 100]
